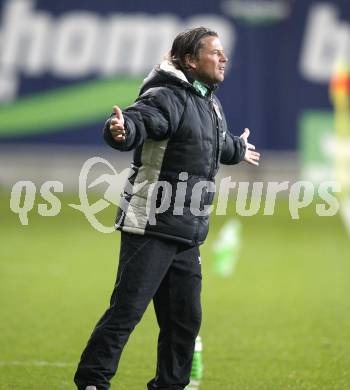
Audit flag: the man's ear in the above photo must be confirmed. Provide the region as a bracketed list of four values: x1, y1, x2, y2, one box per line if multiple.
[184, 54, 197, 70]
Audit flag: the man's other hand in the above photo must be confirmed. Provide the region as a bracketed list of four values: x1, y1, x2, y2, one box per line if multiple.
[240, 128, 260, 166]
[110, 105, 126, 142]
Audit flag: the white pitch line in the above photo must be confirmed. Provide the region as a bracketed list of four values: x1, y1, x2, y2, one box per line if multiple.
[0, 361, 75, 368]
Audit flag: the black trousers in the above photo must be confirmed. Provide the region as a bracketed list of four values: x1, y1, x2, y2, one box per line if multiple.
[74, 232, 202, 390]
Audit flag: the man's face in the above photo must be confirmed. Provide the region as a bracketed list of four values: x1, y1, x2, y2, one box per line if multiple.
[187, 35, 228, 85]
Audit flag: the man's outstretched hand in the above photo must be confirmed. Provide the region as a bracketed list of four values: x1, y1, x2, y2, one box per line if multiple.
[240, 128, 260, 166]
[110, 105, 126, 142]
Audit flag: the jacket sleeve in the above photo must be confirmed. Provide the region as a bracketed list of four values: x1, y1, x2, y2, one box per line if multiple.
[220, 132, 246, 165]
[103, 87, 186, 151]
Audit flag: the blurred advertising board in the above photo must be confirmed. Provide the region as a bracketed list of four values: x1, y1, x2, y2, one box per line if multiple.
[0, 0, 349, 150]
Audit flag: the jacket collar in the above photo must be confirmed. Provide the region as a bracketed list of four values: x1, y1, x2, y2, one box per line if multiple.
[159, 60, 189, 83]
[158, 61, 216, 97]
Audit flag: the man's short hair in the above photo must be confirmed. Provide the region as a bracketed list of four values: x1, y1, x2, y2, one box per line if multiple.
[168, 27, 218, 70]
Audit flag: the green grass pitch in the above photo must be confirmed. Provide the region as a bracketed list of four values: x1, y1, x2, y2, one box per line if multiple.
[1, 192, 350, 389]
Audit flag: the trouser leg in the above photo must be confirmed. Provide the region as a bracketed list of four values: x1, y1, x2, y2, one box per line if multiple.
[74, 232, 178, 390]
[147, 245, 202, 390]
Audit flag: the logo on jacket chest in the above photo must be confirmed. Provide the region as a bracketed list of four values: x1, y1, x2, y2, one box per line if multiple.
[213, 101, 223, 120]
[212, 101, 226, 139]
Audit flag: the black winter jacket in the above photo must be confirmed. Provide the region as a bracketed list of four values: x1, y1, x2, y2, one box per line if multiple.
[104, 62, 246, 246]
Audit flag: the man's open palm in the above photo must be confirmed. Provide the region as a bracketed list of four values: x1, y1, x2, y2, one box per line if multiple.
[240, 128, 260, 166]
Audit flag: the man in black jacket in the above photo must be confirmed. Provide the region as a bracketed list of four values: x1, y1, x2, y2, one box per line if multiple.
[74, 27, 260, 390]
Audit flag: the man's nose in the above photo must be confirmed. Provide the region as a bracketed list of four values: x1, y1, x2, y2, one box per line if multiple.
[220, 53, 228, 63]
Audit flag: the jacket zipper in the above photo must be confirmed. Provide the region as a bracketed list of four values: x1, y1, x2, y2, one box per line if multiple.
[209, 94, 219, 177]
